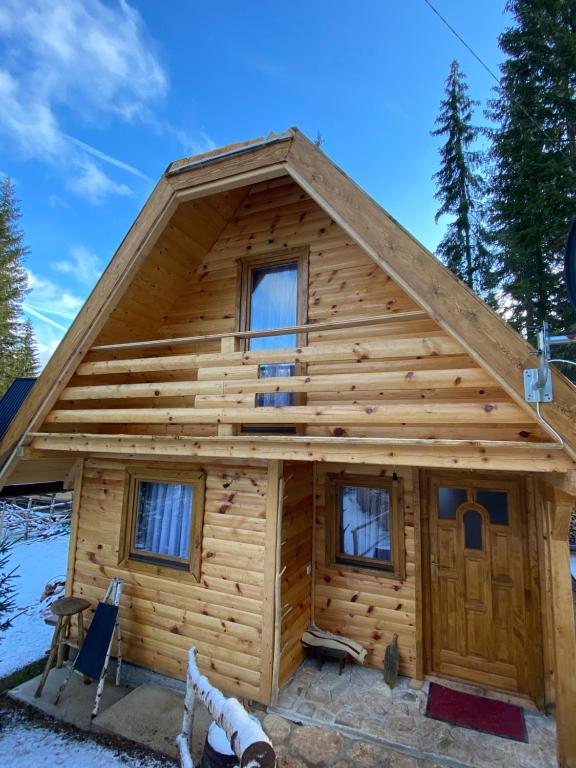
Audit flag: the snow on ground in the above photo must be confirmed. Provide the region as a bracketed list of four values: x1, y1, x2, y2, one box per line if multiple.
[0, 710, 168, 768]
[0, 534, 69, 677]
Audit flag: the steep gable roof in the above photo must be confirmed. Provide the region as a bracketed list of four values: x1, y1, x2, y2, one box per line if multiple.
[1, 128, 575, 480]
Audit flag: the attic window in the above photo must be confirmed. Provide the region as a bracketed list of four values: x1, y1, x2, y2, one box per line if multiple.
[237, 249, 309, 431]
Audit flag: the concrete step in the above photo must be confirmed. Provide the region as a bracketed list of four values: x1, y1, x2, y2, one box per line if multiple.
[9, 667, 129, 731]
[92, 682, 211, 761]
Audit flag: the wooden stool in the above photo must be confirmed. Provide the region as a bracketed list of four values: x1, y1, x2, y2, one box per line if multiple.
[35, 596, 91, 698]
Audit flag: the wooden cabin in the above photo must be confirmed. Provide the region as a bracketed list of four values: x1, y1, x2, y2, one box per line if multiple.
[1, 130, 575, 766]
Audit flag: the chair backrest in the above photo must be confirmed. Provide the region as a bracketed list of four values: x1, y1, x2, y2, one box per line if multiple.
[74, 602, 119, 680]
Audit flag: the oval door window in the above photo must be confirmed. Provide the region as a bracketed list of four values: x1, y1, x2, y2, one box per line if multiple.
[463, 508, 483, 550]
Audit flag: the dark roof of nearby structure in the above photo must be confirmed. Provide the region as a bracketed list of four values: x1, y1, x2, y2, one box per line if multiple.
[0, 378, 36, 440]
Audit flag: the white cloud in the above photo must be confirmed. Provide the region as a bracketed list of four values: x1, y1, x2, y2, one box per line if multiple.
[66, 158, 131, 205]
[23, 268, 87, 368]
[26, 269, 85, 320]
[52, 244, 103, 286]
[0, 0, 166, 202]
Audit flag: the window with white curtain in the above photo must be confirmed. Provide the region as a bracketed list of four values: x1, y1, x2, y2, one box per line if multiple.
[248, 261, 298, 408]
[327, 474, 404, 576]
[122, 470, 205, 577]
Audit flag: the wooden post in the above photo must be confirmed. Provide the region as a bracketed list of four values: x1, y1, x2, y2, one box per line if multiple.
[260, 460, 282, 705]
[218, 336, 239, 436]
[183, 647, 275, 768]
[65, 460, 83, 597]
[544, 484, 576, 768]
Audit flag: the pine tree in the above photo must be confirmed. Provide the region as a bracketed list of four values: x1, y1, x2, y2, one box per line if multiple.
[0, 177, 38, 394]
[0, 536, 18, 638]
[432, 60, 494, 300]
[487, 0, 576, 339]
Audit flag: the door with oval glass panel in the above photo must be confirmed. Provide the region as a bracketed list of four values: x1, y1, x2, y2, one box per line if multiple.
[428, 475, 537, 697]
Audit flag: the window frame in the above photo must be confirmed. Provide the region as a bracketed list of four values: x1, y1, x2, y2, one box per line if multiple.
[236, 247, 309, 350]
[325, 473, 405, 579]
[237, 247, 309, 433]
[119, 468, 205, 581]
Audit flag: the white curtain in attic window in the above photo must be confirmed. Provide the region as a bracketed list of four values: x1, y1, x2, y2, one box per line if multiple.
[134, 481, 193, 559]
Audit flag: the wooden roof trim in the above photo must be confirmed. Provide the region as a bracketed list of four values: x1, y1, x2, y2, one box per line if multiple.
[0, 140, 299, 478]
[167, 132, 293, 175]
[284, 129, 576, 459]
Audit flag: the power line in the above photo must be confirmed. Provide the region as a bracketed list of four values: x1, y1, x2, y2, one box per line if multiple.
[423, 0, 500, 86]
[422, 0, 573, 160]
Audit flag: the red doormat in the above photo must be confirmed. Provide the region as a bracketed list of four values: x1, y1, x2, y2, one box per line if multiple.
[425, 682, 528, 742]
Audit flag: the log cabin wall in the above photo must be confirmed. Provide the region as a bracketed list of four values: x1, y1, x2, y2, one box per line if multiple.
[279, 461, 314, 687]
[44, 176, 549, 444]
[313, 463, 417, 677]
[69, 457, 273, 702]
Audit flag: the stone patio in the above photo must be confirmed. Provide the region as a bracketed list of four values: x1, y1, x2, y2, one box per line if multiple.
[7, 660, 558, 767]
[270, 658, 557, 768]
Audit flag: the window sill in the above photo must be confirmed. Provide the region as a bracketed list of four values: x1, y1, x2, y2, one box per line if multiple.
[329, 559, 406, 581]
[117, 556, 201, 584]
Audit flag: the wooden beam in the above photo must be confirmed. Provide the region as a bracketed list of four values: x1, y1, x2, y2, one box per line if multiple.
[542, 483, 576, 767]
[27, 433, 575, 473]
[285, 129, 576, 460]
[60, 367, 493, 402]
[544, 471, 576, 498]
[76, 336, 465, 377]
[65, 460, 83, 597]
[44, 401, 530, 427]
[89, 311, 429, 353]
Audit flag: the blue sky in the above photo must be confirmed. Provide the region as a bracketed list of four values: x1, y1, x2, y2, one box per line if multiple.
[0, 0, 511, 366]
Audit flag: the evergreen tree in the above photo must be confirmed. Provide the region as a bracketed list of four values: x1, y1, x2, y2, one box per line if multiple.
[0, 536, 18, 639]
[487, 0, 576, 339]
[432, 60, 494, 300]
[0, 177, 38, 393]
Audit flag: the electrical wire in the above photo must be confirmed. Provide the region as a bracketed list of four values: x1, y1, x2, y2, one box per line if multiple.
[422, 0, 574, 161]
[423, 0, 501, 85]
[535, 401, 565, 448]
[548, 359, 576, 367]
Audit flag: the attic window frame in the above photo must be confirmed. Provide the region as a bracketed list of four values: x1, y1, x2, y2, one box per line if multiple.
[325, 473, 405, 580]
[119, 467, 205, 582]
[236, 247, 309, 434]
[236, 247, 310, 348]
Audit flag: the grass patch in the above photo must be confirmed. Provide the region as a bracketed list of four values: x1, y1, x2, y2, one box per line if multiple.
[0, 656, 48, 694]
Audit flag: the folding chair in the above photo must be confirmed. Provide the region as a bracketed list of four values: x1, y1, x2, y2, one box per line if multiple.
[54, 577, 123, 718]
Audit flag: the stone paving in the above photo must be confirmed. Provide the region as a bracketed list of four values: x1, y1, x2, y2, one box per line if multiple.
[265, 658, 557, 768]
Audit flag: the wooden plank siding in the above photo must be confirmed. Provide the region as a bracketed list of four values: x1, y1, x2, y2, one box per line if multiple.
[313, 463, 417, 677]
[41, 178, 549, 447]
[69, 457, 274, 701]
[279, 461, 314, 687]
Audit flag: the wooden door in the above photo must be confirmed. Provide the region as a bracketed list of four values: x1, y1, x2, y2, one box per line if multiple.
[428, 475, 535, 696]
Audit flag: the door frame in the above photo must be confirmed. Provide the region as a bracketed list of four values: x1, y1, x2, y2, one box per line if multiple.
[419, 469, 545, 706]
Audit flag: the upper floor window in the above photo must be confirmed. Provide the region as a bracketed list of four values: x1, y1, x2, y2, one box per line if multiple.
[238, 250, 308, 415]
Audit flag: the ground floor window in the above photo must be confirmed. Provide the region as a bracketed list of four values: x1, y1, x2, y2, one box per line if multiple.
[326, 474, 404, 577]
[120, 469, 205, 579]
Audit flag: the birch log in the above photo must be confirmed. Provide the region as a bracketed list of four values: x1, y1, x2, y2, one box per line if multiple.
[185, 647, 275, 768]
